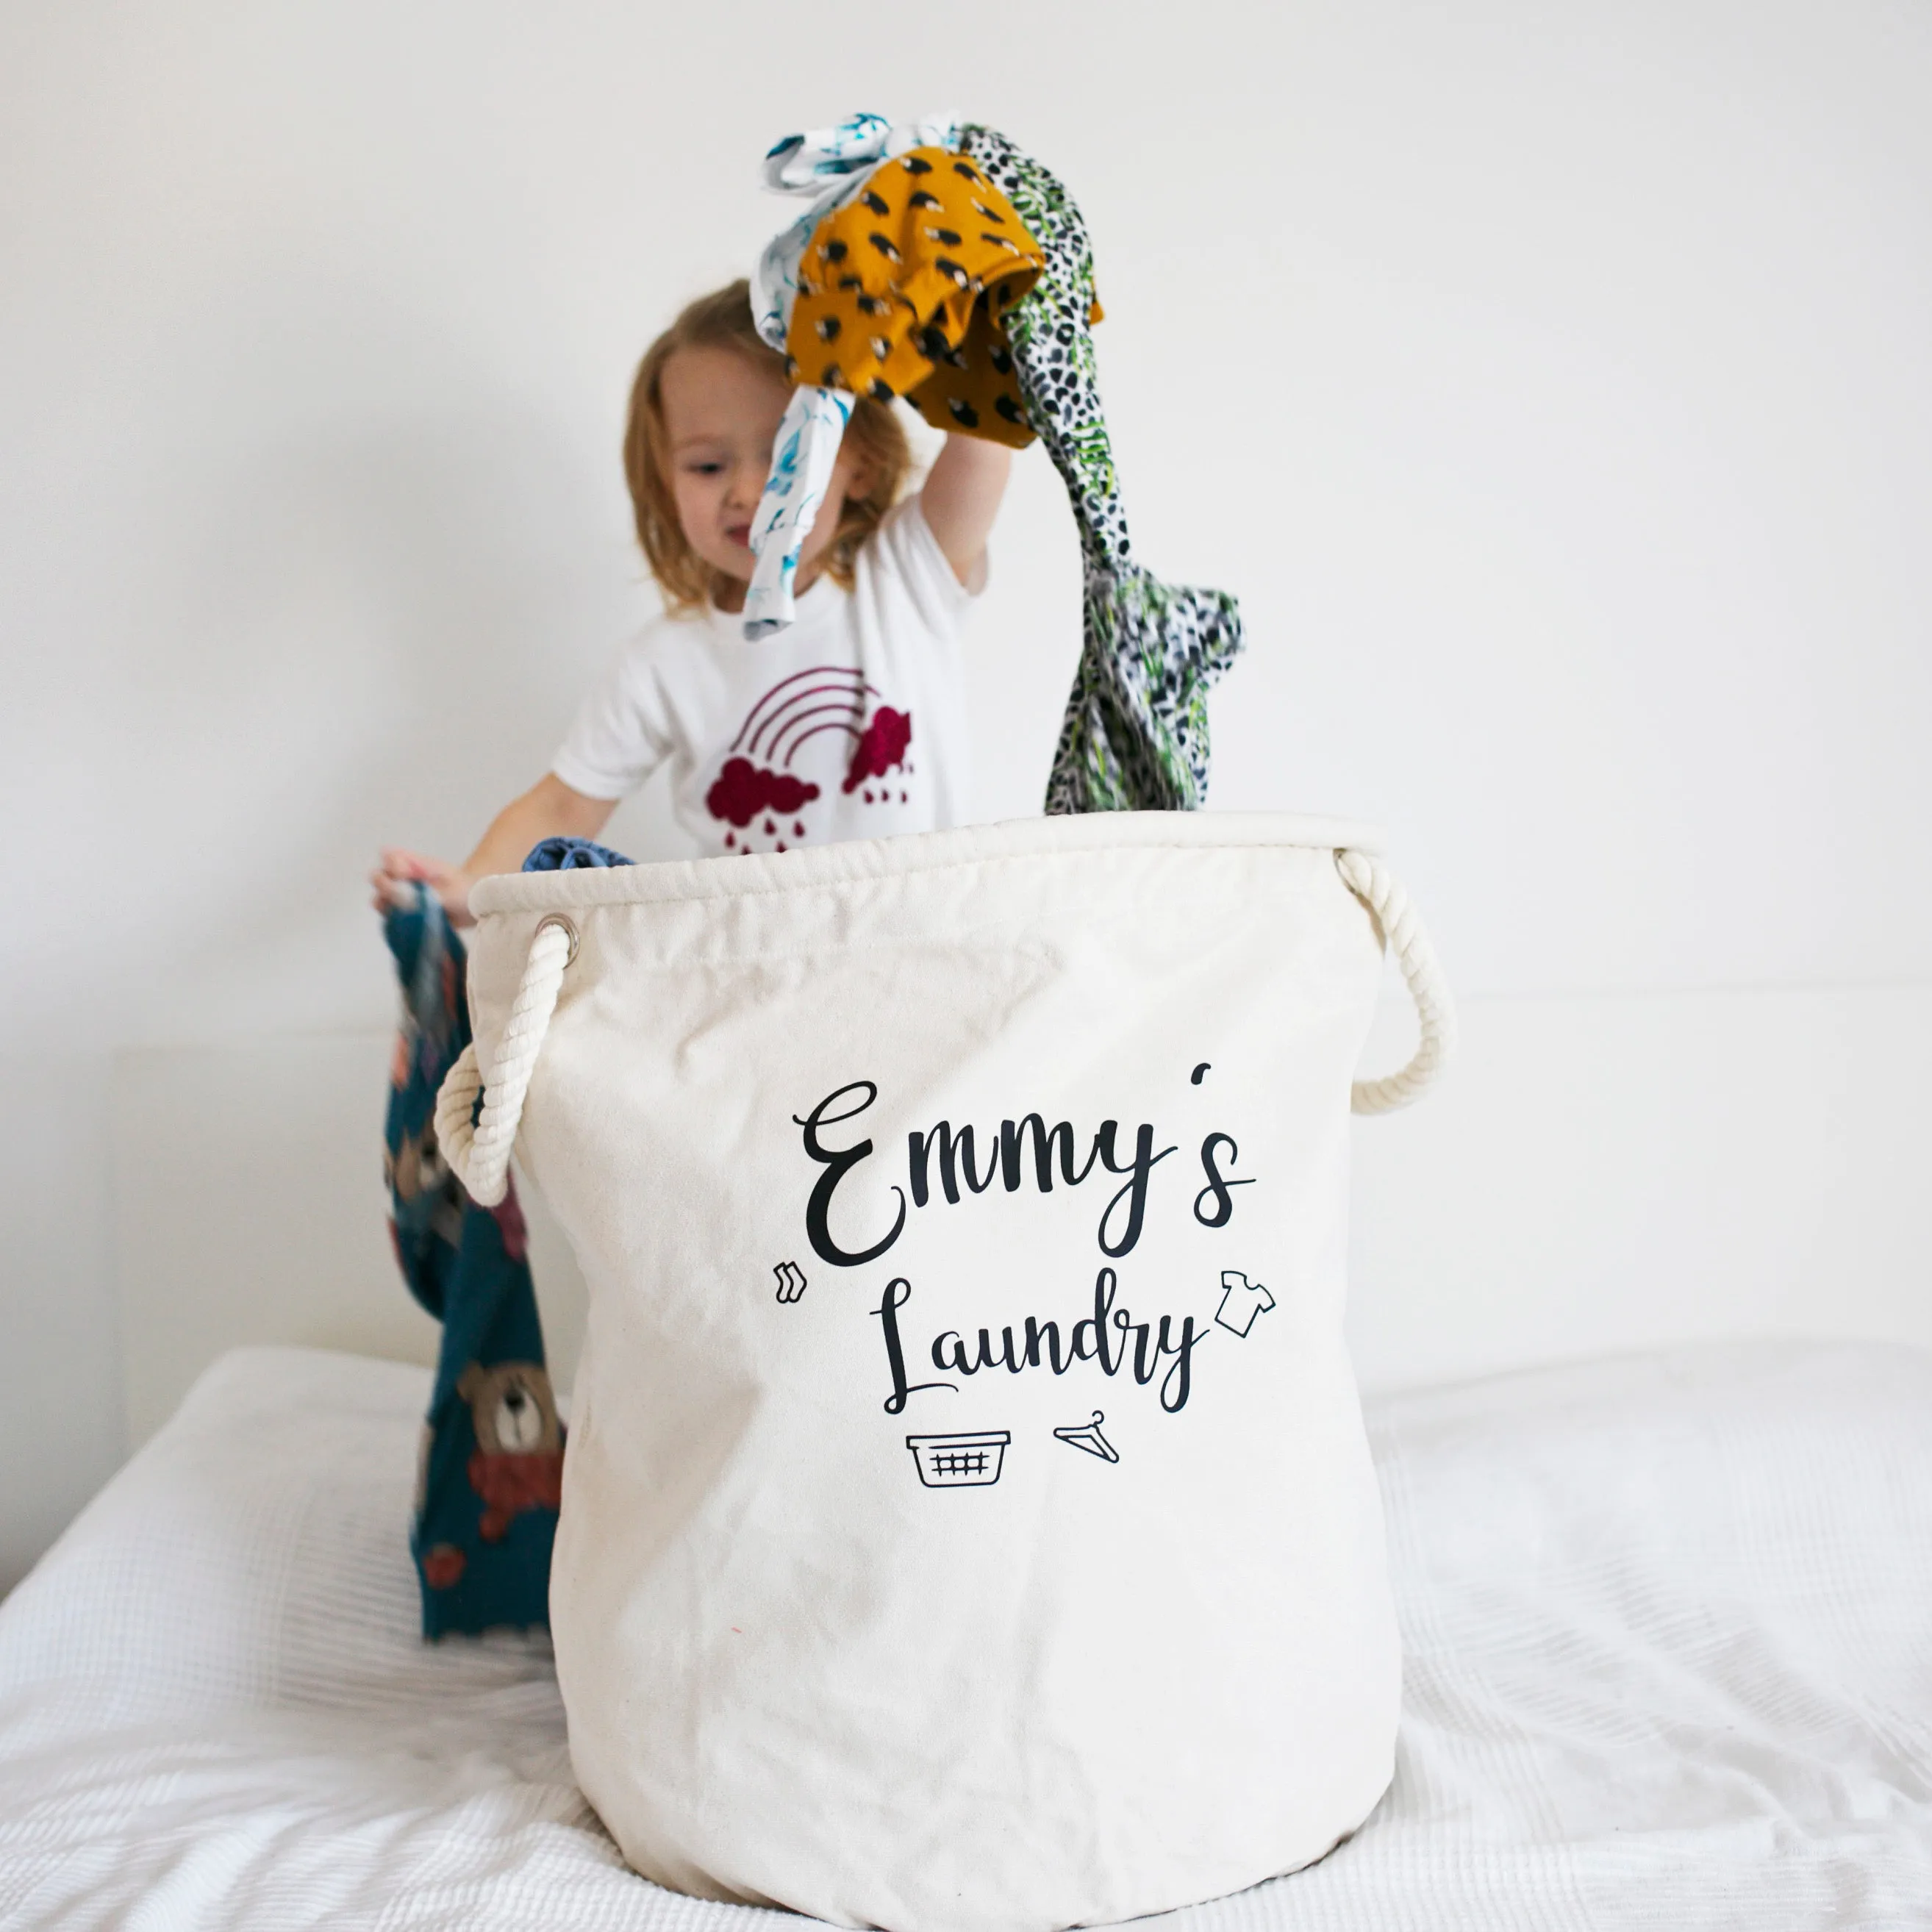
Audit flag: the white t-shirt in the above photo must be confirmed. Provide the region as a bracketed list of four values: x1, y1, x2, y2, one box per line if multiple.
[554, 499, 978, 856]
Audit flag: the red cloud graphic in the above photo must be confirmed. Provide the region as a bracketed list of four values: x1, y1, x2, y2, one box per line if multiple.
[843, 706, 912, 794]
[706, 757, 822, 829]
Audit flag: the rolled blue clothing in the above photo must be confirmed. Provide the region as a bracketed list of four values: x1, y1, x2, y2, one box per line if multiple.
[522, 836, 635, 871]
[382, 884, 564, 1638]
[742, 383, 854, 641]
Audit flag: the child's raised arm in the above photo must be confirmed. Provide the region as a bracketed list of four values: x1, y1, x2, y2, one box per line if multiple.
[919, 435, 1012, 591]
[371, 773, 615, 926]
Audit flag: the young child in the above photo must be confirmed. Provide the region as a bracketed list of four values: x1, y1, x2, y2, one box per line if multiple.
[373, 278, 1011, 921]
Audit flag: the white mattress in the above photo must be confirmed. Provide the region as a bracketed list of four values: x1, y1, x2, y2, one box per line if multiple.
[0, 1340, 1925, 1929]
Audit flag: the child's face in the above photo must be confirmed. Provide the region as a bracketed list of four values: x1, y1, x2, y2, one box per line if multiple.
[661, 346, 872, 600]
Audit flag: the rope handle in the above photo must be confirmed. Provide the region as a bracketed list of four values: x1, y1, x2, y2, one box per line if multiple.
[432, 853, 1453, 1203]
[433, 915, 576, 1207]
[1336, 849, 1456, 1115]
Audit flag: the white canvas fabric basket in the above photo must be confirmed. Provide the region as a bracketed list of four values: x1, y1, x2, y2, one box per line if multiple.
[437, 812, 1454, 1932]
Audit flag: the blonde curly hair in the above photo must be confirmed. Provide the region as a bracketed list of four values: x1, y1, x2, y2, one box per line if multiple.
[623, 279, 912, 612]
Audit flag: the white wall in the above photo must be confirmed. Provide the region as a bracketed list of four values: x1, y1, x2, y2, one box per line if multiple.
[4, 1, 1929, 1587]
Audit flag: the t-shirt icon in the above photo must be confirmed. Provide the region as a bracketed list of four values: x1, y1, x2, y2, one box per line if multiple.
[1215, 1270, 1276, 1339]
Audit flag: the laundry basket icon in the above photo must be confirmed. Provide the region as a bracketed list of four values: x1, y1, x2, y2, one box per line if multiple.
[905, 1431, 1011, 1489]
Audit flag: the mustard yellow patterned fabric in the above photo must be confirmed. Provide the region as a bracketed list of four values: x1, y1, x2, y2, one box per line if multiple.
[786, 147, 1045, 448]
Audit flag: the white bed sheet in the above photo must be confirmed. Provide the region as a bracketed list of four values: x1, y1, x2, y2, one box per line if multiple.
[0, 1339, 1925, 1930]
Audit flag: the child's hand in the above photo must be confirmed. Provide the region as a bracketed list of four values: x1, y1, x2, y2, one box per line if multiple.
[374, 775, 612, 927]
[371, 848, 476, 926]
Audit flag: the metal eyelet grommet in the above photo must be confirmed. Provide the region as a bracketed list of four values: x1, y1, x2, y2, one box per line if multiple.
[534, 913, 579, 969]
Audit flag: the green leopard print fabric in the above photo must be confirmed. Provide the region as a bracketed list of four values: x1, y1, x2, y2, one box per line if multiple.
[961, 126, 1244, 813]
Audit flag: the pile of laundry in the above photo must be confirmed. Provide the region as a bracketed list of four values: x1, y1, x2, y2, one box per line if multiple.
[745, 111, 1244, 813]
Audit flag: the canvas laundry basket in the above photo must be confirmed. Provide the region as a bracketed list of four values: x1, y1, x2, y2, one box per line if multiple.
[437, 812, 1453, 1932]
